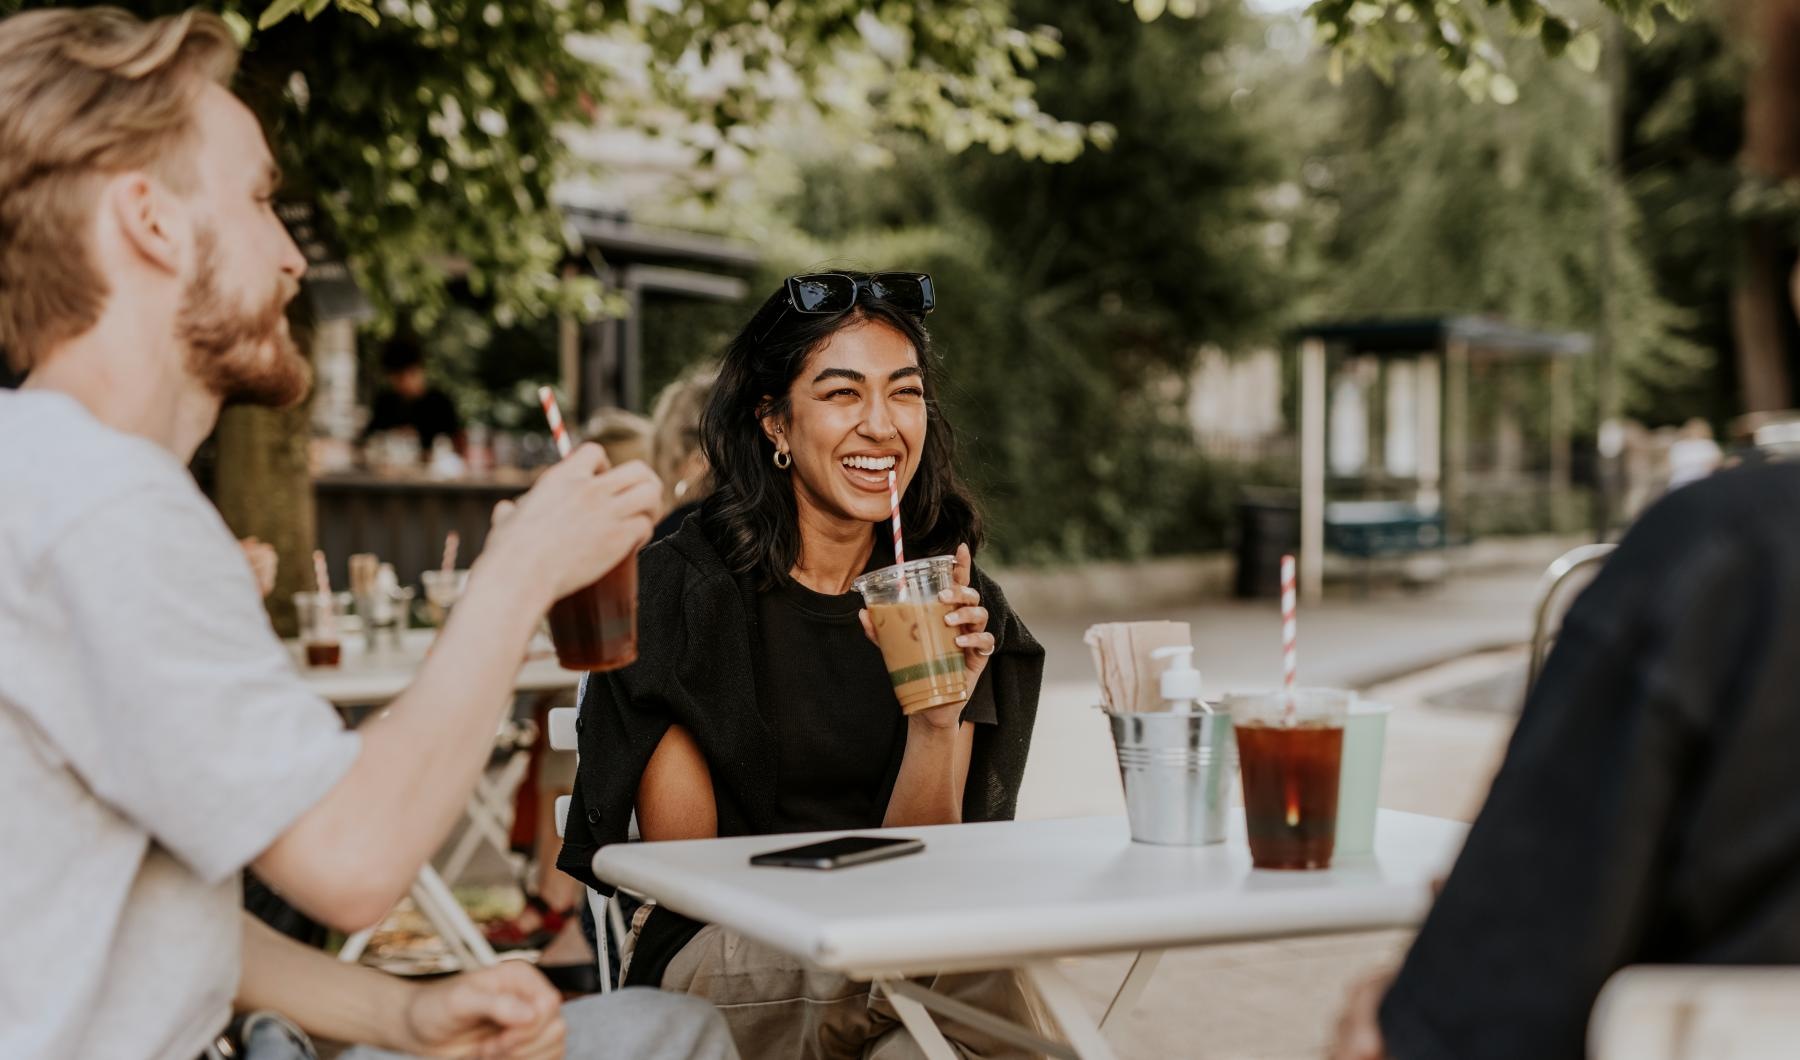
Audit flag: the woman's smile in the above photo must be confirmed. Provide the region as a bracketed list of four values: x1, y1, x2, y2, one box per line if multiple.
[838, 450, 903, 492]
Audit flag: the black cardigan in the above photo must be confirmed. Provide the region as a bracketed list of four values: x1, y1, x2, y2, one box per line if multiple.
[556, 515, 1045, 893]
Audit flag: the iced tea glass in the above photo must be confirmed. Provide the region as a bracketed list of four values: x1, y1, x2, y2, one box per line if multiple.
[293, 591, 343, 669]
[546, 552, 638, 672]
[1225, 688, 1353, 870]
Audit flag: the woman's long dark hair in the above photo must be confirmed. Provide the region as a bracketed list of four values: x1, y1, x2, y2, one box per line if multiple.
[698, 272, 983, 589]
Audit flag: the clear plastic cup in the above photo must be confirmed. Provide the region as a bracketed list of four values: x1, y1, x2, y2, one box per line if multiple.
[1334, 700, 1392, 857]
[293, 591, 343, 669]
[1225, 688, 1353, 870]
[545, 552, 638, 672]
[852, 556, 969, 715]
[421, 569, 469, 627]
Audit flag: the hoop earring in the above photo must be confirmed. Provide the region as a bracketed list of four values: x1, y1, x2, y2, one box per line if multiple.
[773, 448, 792, 470]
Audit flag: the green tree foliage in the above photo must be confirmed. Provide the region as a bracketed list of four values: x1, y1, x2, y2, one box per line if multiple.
[643, 1, 1288, 564]
[1620, 11, 1749, 425]
[1271, 25, 1711, 428]
[0, 0, 1115, 330]
[1302, 0, 1683, 100]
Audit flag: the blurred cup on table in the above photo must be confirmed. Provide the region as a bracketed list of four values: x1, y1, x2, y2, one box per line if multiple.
[421, 568, 469, 627]
[294, 591, 343, 668]
[1334, 700, 1392, 857]
[1226, 688, 1352, 870]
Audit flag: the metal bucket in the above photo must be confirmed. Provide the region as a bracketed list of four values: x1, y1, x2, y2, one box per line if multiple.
[1106, 709, 1237, 846]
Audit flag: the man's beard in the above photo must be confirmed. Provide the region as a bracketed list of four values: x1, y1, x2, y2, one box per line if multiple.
[176, 229, 311, 409]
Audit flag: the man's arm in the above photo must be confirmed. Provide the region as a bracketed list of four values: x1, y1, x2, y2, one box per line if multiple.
[236, 914, 563, 1057]
[255, 448, 660, 930]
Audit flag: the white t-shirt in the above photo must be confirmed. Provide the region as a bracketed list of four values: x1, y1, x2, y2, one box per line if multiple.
[0, 389, 361, 1059]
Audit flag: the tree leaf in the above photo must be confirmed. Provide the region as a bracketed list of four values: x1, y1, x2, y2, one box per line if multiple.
[256, 0, 305, 31]
[1566, 30, 1601, 73]
[1488, 71, 1519, 104]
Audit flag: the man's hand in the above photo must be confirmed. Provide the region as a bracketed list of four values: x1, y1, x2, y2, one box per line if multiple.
[1330, 968, 1394, 1060]
[396, 962, 566, 1059]
[485, 443, 661, 601]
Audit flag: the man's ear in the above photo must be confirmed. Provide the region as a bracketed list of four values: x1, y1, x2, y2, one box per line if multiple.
[104, 173, 184, 276]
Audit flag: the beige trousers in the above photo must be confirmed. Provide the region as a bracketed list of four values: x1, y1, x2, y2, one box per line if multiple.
[654, 921, 1055, 1060]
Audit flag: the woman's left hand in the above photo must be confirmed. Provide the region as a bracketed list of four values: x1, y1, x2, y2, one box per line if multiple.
[858, 543, 995, 729]
[941, 542, 995, 690]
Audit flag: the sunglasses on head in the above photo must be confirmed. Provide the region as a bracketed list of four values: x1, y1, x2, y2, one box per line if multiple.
[758, 272, 936, 344]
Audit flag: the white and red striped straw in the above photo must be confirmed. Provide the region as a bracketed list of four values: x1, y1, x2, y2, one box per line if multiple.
[440, 531, 459, 574]
[888, 469, 905, 567]
[1280, 554, 1298, 713]
[313, 549, 334, 615]
[537, 386, 573, 459]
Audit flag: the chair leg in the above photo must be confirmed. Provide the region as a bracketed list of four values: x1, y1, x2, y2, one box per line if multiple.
[587, 888, 613, 993]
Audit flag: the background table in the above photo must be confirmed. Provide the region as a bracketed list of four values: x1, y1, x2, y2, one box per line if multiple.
[296, 628, 578, 708]
[595, 811, 1468, 1059]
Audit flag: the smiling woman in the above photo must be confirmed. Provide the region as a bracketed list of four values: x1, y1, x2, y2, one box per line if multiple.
[703, 272, 981, 592]
[557, 272, 1050, 1057]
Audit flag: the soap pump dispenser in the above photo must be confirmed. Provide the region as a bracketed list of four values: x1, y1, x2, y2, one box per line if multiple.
[1150, 645, 1212, 714]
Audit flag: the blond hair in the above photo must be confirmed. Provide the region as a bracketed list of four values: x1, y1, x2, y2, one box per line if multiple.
[651, 363, 718, 507]
[583, 407, 655, 470]
[0, 7, 240, 373]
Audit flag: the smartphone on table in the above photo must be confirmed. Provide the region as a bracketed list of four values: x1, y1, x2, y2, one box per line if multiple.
[749, 835, 924, 870]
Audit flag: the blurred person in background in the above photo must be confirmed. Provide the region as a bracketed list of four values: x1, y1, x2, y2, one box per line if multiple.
[0, 9, 734, 1058]
[583, 406, 654, 471]
[1666, 417, 1724, 490]
[362, 331, 465, 462]
[650, 363, 719, 542]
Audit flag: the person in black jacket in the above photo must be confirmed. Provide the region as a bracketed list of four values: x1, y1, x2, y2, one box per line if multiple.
[558, 272, 1049, 1058]
[1331, 461, 1800, 1059]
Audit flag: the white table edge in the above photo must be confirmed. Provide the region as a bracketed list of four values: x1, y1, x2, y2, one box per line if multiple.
[592, 811, 1466, 979]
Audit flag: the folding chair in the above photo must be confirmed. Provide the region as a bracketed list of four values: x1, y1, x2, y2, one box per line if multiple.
[1526, 542, 1616, 694]
[550, 695, 631, 993]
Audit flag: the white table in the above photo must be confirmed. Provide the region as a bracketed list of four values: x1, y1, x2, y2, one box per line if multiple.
[298, 628, 578, 709]
[594, 811, 1468, 1060]
[294, 629, 581, 968]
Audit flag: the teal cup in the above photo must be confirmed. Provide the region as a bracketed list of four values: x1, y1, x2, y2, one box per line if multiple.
[1333, 700, 1392, 857]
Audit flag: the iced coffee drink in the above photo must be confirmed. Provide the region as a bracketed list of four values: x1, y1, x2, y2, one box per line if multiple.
[854, 556, 969, 715]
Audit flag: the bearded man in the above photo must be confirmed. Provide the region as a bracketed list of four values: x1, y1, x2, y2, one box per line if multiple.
[0, 8, 735, 1059]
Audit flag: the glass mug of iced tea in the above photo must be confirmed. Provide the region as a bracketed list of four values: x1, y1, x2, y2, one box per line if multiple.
[1224, 688, 1353, 870]
[546, 552, 638, 672]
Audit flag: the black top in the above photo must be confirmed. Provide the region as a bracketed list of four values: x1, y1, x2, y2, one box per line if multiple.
[557, 510, 1043, 983]
[362, 388, 461, 455]
[651, 500, 701, 545]
[759, 575, 999, 833]
[1381, 462, 1800, 1058]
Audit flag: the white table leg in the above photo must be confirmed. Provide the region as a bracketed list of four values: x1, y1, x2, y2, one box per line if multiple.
[1101, 950, 1164, 1029]
[1024, 961, 1120, 1060]
[883, 978, 1077, 1059]
[337, 925, 374, 963]
[879, 979, 962, 1060]
[413, 864, 499, 967]
[442, 750, 531, 884]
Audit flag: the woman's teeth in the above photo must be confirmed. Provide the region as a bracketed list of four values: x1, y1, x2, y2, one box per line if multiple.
[842, 456, 897, 471]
